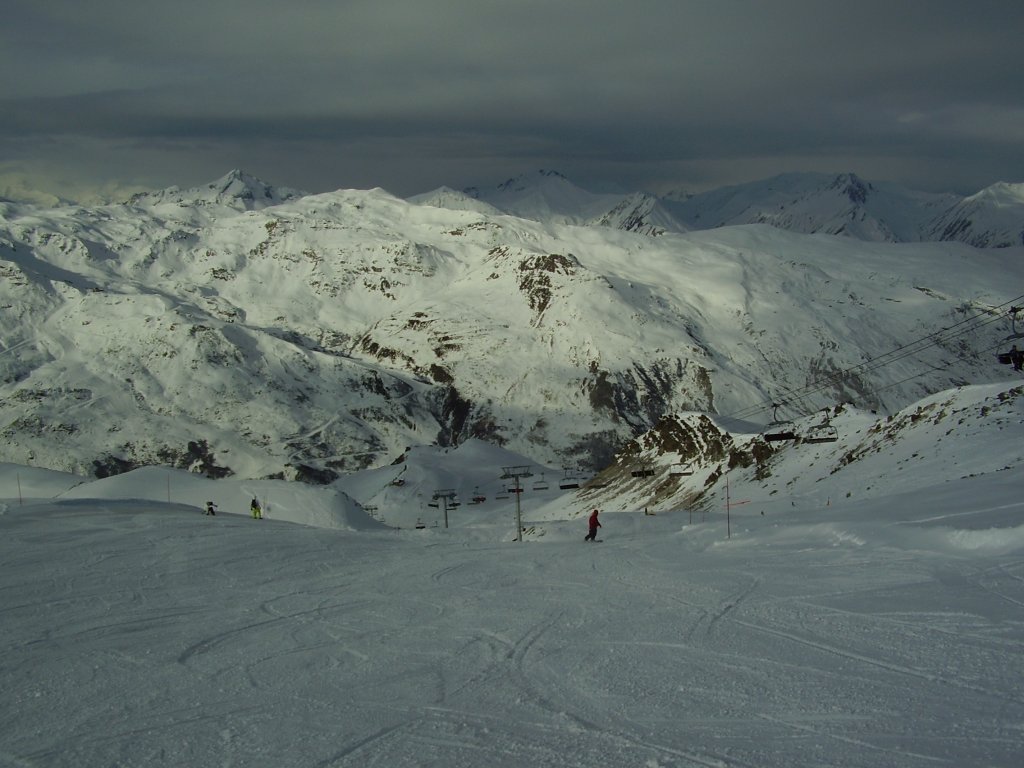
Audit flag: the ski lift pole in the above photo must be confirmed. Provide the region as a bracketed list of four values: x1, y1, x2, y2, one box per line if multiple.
[431, 489, 457, 528]
[501, 466, 533, 542]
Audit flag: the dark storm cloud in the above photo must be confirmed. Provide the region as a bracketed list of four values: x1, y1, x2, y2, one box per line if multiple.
[2, 0, 1023, 200]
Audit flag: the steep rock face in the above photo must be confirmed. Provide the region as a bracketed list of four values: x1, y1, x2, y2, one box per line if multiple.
[580, 411, 773, 510]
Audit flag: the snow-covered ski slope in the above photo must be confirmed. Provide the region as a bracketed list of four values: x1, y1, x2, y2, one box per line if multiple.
[3, 401, 1024, 767]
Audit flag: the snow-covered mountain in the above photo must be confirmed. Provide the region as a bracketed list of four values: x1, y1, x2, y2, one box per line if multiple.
[2, 169, 1024, 484]
[406, 185, 503, 216]
[924, 181, 1024, 248]
[128, 169, 307, 212]
[442, 170, 1022, 247]
[660, 172, 958, 242]
[462, 170, 634, 226]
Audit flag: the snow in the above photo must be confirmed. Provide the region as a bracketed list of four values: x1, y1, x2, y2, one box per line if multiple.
[4, 170, 1024, 481]
[3, 425, 1024, 767]
[4, 169, 1024, 764]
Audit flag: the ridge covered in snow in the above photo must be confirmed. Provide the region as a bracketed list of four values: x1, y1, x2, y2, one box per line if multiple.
[423, 169, 1021, 247]
[2, 169, 1023, 485]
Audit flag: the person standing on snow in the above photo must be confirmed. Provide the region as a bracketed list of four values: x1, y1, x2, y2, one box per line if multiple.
[584, 508, 601, 541]
[205, 501, 217, 516]
[250, 497, 263, 519]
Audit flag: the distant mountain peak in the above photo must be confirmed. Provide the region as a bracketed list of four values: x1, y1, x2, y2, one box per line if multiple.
[967, 181, 1024, 206]
[130, 170, 306, 211]
[497, 169, 569, 192]
[829, 172, 873, 204]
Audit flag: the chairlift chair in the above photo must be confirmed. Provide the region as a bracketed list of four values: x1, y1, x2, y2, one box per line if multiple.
[559, 468, 580, 490]
[670, 462, 694, 477]
[630, 466, 655, 478]
[803, 423, 838, 444]
[762, 402, 798, 442]
[998, 344, 1024, 370]
[1006, 306, 1024, 340]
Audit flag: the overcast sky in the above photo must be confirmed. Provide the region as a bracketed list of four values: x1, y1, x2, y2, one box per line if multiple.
[2, 0, 1022, 203]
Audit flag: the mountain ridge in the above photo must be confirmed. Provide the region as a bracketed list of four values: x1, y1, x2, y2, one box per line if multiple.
[2, 170, 1023, 484]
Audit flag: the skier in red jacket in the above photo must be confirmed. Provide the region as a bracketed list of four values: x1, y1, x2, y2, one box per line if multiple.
[584, 508, 601, 541]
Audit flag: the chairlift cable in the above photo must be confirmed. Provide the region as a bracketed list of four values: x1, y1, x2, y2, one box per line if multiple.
[723, 293, 1024, 423]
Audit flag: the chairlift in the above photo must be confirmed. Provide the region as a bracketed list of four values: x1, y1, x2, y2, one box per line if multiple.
[762, 402, 798, 442]
[803, 423, 839, 444]
[630, 465, 655, 478]
[998, 343, 1024, 371]
[532, 473, 550, 491]
[670, 461, 694, 477]
[559, 468, 580, 490]
[1006, 306, 1024, 340]
[558, 468, 580, 489]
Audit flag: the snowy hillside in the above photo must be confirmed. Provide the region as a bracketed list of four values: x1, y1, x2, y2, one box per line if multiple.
[2, 169, 1024, 484]
[331, 380, 1024, 534]
[2, 380, 1023, 766]
[925, 181, 1024, 248]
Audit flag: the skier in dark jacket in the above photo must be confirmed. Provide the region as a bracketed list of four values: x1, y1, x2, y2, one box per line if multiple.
[584, 508, 601, 541]
[250, 497, 263, 519]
